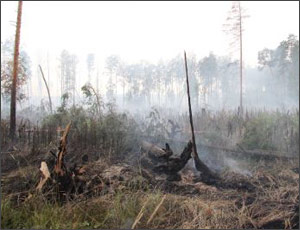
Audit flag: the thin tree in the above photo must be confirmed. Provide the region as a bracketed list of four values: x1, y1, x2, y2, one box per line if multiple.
[10, 1, 23, 140]
[60, 50, 77, 106]
[86, 53, 95, 83]
[223, 1, 248, 114]
[184, 51, 214, 177]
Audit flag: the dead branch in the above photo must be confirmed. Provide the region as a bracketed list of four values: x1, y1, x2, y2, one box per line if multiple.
[39, 65, 53, 114]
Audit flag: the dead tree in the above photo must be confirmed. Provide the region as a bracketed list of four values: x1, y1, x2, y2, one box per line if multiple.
[184, 51, 215, 178]
[10, 1, 23, 140]
[223, 1, 249, 115]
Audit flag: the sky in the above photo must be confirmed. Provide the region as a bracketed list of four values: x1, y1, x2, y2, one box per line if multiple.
[1, 1, 299, 98]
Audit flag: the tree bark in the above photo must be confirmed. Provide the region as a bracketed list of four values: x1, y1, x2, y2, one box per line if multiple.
[10, 1, 23, 140]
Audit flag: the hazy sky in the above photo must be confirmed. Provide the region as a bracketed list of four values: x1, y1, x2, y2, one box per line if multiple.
[1, 1, 299, 98]
[2, 1, 299, 64]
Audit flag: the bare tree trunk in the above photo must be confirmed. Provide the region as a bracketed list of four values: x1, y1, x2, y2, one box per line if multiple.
[184, 51, 213, 176]
[72, 56, 76, 106]
[39, 65, 53, 114]
[61, 60, 64, 97]
[239, 2, 243, 115]
[47, 52, 50, 87]
[158, 76, 161, 107]
[10, 1, 23, 140]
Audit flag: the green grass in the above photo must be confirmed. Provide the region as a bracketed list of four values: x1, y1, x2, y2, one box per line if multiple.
[1, 197, 72, 229]
[240, 111, 299, 152]
[1, 190, 165, 229]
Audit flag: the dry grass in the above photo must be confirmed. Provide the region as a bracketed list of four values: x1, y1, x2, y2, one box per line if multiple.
[1, 155, 298, 229]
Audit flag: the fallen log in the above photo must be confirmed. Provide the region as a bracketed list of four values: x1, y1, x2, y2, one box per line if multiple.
[144, 136, 297, 161]
[200, 144, 296, 161]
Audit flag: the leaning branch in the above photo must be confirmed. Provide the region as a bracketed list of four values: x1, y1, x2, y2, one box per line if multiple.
[39, 65, 53, 114]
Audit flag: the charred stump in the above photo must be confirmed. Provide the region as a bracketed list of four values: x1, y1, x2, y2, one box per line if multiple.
[140, 141, 193, 181]
[36, 122, 81, 201]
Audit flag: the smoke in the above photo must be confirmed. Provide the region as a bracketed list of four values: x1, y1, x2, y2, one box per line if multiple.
[198, 148, 253, 177]
[222, 157, 252, 176]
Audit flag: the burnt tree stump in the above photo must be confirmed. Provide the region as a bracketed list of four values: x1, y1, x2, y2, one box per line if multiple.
[140, 141, 193, 181]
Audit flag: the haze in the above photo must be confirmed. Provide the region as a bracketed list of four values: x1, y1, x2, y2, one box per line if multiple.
[1, 1, 299, 109]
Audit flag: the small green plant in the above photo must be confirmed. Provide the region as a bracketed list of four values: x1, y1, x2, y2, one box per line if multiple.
[240, 113, 276, 150]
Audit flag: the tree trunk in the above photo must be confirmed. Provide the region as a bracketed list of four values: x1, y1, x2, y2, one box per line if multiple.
[10, 1, 23, 140]
[239, 2, 243, 115]
[184, 51, 214, 177]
